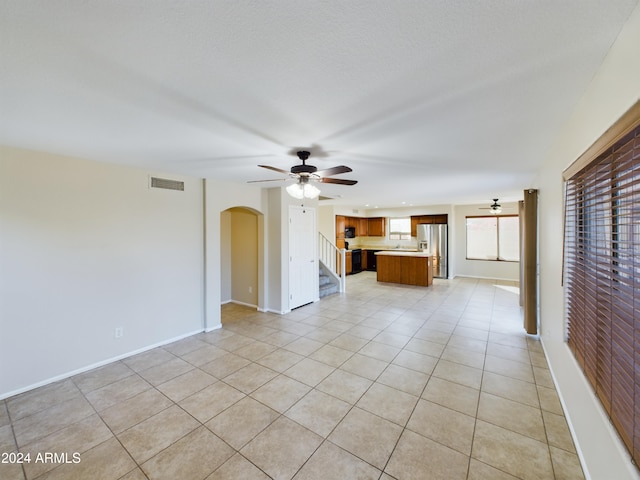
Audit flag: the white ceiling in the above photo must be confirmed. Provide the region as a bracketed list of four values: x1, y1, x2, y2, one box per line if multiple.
[1, 1, 638, 208]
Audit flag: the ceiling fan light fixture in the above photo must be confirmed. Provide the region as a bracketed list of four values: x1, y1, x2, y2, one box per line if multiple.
[303, 182, 320, 199]
[286, 182, 305, 199]
[489, 198, 502, 214]
[286, 179, 320, 199]
[253, 149, 355, 197]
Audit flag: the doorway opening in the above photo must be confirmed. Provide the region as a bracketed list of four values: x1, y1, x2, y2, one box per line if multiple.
[220, 207, 263, 325]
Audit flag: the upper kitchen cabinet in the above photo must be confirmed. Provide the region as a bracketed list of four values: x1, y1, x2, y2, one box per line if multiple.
[336, 215, 346, 238]
[368, 217, 386, 237]
[358, 217, 369, 237]
[345, 217, 358, 228]
[336, 214, 386, 238]
[410, 214, 448, 236]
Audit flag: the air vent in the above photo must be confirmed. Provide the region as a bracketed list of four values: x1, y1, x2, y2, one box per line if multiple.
[150, 177, 184, 191]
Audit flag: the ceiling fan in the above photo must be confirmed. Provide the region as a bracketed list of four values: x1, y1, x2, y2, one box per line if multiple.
[248, 150, 358, 199]
[479, 198, 502, 214]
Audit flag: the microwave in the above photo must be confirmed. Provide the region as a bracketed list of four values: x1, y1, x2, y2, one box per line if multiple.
[345, 227, 356, 238]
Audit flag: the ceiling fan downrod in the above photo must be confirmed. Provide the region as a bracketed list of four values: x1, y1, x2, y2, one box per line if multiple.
[291, 151, 317, 175]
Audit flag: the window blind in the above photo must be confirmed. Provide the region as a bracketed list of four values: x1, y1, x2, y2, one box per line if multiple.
[564, 121, 640, 462]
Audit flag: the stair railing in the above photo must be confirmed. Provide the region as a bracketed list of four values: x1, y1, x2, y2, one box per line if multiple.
[318, 232, 346, 292]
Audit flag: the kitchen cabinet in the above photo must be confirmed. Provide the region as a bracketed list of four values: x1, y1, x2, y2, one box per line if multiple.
[367, 217, 385, 236]
[358, 217, 369, 237]
[345, 217, 358, 228]
[410, 214, 448, 236]
[336, 214, 385, 239]
[337, 250, 352, 275]
[336, 215, 346, 238]
[375, 251, 432, 286]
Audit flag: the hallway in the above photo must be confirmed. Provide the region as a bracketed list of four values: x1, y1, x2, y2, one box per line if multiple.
[1, 273, 583, 479]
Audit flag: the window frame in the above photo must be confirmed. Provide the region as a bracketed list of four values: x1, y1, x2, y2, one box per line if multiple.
[465, 214, 520, 262]
[388, 217, 411, 241]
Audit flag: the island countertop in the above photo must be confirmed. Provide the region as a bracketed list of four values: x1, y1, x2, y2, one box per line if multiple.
[375, 250, 429, 257]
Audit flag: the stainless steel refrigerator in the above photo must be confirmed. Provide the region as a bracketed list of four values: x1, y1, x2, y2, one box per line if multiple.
[417, 224, 448, 279]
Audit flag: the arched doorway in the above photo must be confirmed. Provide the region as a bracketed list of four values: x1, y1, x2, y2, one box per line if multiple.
[220, 207, 263, 323]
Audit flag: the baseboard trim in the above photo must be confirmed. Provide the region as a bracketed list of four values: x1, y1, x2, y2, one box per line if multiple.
[452, 274, 519, 283]
[228, 300, 258, 309]
[1, 329, 204, 400]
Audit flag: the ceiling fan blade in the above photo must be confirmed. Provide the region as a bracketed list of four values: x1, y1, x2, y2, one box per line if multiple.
[258, 165, 290, 175]
[247, 178, 289, 183]
[321, 178, 358, 186]
[315, 165, 352, 177]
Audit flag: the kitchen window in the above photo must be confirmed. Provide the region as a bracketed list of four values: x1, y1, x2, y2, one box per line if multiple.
[465, 215, 519, 261]
[389, 217, 411, 240]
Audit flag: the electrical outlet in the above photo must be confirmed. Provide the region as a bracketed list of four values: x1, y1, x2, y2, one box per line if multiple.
[249, 286, 253, 293]
[114, 327, 123, 338]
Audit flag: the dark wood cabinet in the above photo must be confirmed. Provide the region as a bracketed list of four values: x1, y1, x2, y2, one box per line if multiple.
[358, 217, 368, 237]
[336, 215, 346, 238]
[410, 214, 448, 236]
[376, 253, 432, 286]
[367, 217, 385, 236]
[335, 215, 385, 240]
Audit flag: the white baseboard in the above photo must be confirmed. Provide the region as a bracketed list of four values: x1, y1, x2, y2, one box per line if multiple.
[228, 300, 258, 309]
[266, 308, 289, 315]
[452, 274, 519, 283]
[1, 329, 204, 400]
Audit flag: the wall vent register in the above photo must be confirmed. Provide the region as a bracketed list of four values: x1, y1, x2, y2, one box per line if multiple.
[150, 177, 184, 191]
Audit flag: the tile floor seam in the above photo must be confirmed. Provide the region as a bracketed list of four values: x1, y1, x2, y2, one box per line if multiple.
[377, 361, 439, 477]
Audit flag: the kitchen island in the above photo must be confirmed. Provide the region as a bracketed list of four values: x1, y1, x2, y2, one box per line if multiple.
[375, 251, 433, 287]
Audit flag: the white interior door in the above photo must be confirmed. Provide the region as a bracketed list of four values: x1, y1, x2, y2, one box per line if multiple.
[289, 206, 317, 309]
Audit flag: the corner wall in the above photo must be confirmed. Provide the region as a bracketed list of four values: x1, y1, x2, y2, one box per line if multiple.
[203, 180, 266, 328]
[536, 4, 640, 479]
[0, 146, 205, 397]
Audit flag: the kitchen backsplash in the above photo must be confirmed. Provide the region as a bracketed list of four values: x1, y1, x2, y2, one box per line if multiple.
[347, 236, 418, 250]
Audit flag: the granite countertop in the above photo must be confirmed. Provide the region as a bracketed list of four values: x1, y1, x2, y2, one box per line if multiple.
[374, 250, 430, 257]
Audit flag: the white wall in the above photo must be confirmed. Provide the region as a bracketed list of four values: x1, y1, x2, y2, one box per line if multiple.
[0, 146, 205, 397]
[203, 179, 267, 328]
[266, 188, 284, 313]
[265, 188, 319, 314]
[318, 205, 335, 241]
[219, 210, 232, 303]
[536, 4, 640, 479]
[453, 202, 520, 282]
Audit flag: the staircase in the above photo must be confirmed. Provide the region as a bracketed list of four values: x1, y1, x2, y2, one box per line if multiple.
[318, 233, 345, 298]
[319, 264, 340, 298]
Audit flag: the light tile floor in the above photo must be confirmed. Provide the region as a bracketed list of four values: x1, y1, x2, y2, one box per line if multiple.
[0, 273, 584, 479]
